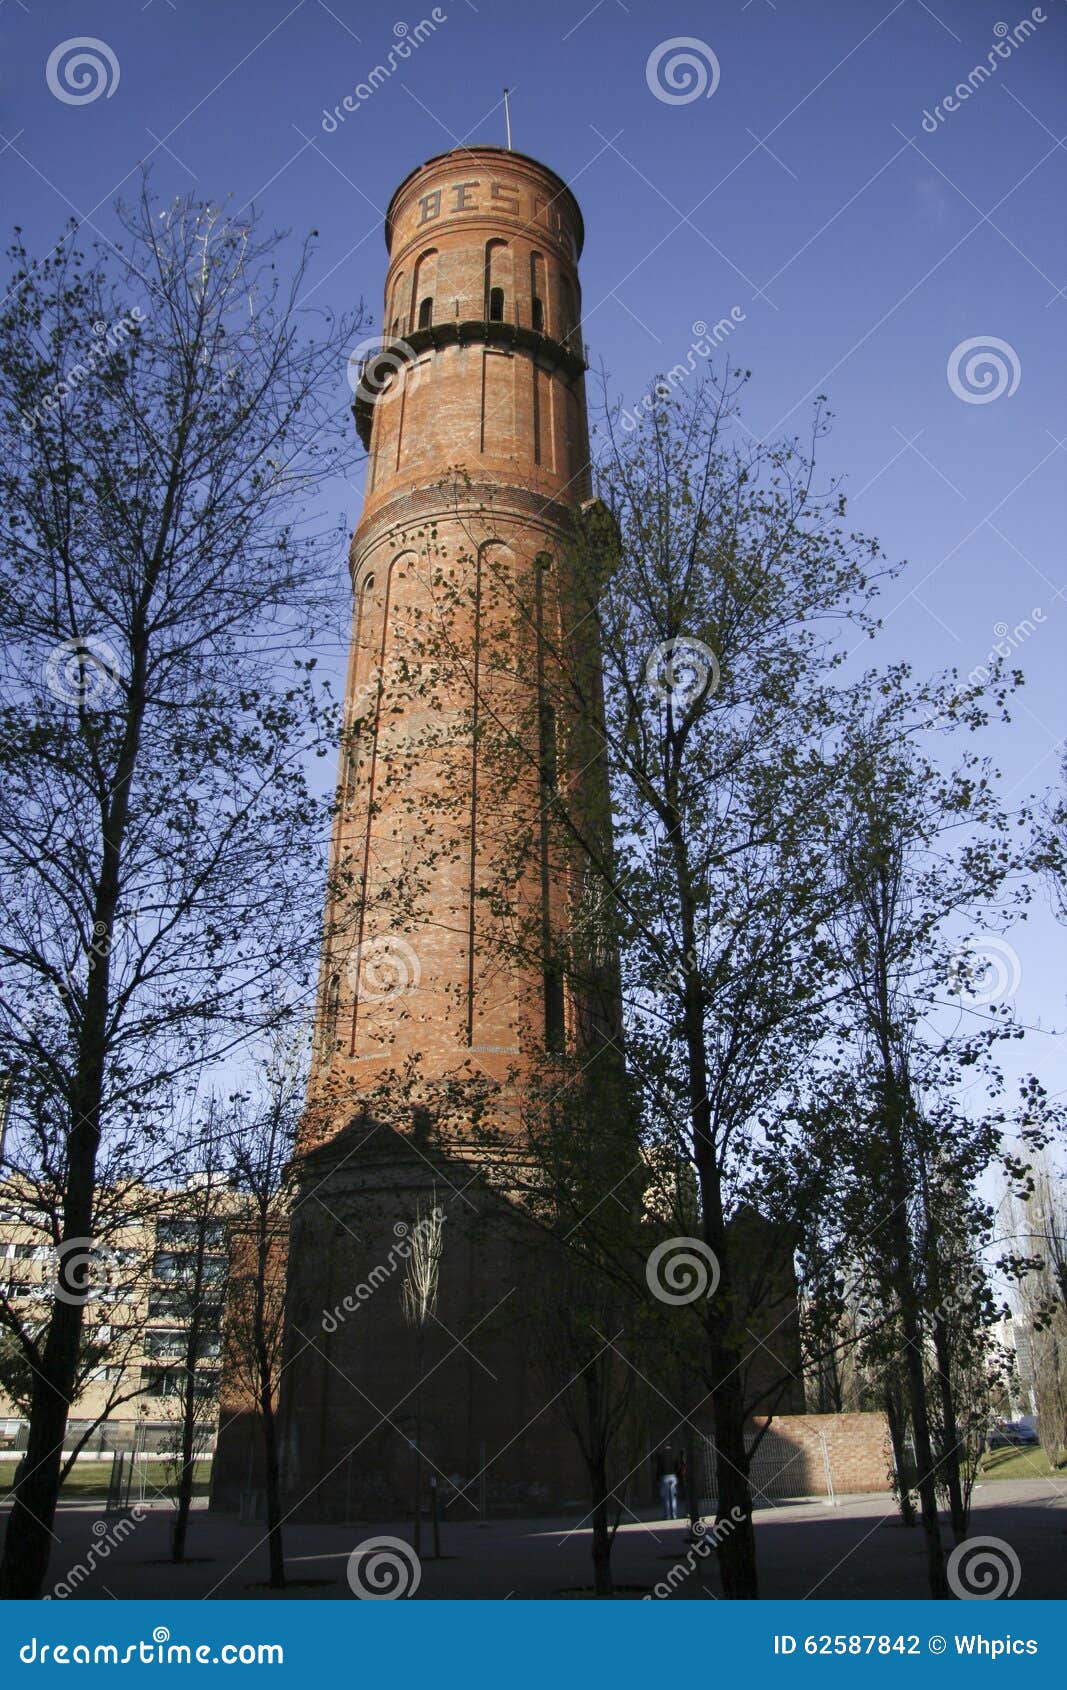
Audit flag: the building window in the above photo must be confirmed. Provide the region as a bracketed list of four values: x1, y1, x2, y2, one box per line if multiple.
[156, 1218, 227, 1252]
[323, 971, 341, 1062]
[484, 239, 508, 322]
[544, 969, 565, 1052]
[152, 1250, 227, 1283]
[144, 1329, 188, 1361]
[530, 251, 546, 333]
[140, 1367, 220, 1400]
[410, 249, 438, 332]
[148, 1289, 222, 1322]
[417, 296, 433, 329]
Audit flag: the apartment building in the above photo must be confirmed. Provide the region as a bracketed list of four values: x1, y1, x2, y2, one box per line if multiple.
[0, 1178, 238, 1453]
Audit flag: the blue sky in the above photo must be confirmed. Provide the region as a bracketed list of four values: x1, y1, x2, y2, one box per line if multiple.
[2, 0, 1064, 1109]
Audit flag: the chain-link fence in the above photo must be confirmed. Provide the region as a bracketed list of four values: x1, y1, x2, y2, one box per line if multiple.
[686, 1427, 835, 1512]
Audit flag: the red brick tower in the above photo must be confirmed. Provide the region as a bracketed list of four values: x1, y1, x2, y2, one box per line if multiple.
[274, 148, 614, 1519]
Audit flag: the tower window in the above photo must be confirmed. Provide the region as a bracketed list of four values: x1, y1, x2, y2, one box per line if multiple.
[544, 968, 565, 1052]
[410, 248, 438, 332]
[322, 972, 340, 1064]
[488, 287, 504, 323]
[530, 251, 546, 335]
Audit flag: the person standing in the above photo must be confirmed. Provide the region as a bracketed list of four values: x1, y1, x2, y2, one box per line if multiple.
[654, 1446, 678, 1519]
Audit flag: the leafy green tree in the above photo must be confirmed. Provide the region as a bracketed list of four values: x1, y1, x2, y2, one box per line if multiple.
[818, 718, 1053, 1590]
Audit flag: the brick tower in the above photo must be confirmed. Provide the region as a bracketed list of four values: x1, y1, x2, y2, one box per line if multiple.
[273, 146, 619, 1520]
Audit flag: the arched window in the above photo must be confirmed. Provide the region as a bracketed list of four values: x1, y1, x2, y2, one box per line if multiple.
[530, 251, 546, 333]
[389, 273, 405, 336]
[484, 239, 508, 323]
[410, 249, 438, 333]
[322, 971, 340, 1063]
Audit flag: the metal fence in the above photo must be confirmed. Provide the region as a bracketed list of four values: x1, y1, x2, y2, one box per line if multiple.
[1, 1419, 217, 1458]
[687, 1428, 834, 1512]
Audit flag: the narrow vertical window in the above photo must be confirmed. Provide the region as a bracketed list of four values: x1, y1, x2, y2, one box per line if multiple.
[418, 296, 433, 329]
[530, 251, 546, 334]
[410, 249, 438, 333]
[484, 239, 508, 322]
[322, 972, 340, 1063]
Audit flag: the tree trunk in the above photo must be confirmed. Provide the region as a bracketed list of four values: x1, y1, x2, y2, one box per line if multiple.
[0, 632, 147, 1599]
[589, 1456, 615, 1598]
[882, 1101, 948, 1598]
[884, 1383, 917, 1527]
[0, 1132, 99, 1597]
[931, 1317, 968, 1542]
[670, 820, 760, 1600]
[261, 1391, 286, 1589]
[897, 1314, 947, 1595]
[708, 1366, 759, 1599]
[171, 1387, 199, 1564]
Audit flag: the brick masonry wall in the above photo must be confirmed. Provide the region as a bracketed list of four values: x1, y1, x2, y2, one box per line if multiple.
[749, 1411, 893, 1496]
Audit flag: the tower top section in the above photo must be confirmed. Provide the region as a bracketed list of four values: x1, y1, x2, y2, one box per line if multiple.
[384, 146, 585, 267]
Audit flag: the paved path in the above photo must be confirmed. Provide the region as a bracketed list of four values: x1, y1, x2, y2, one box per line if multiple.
[3, 1480, 1064, 1599]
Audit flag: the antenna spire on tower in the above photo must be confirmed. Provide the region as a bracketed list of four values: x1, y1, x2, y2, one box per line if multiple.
[503, 87, 512, 151]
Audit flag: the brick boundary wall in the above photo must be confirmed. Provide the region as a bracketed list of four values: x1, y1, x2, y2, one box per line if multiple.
[749, 1411, 892, 1496]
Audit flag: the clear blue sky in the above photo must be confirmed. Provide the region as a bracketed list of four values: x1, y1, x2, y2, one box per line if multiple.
[2, 0, 1064, 1108]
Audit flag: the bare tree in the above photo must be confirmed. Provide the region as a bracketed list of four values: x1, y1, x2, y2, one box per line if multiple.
[157, 1120, 233, 1565]
[221, 1048, 304, 1589]
[0, 180, 362, 1597]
